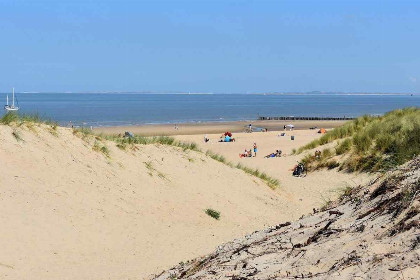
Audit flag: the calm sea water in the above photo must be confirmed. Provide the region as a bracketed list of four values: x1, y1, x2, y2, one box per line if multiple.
[0, 93, 418, 126]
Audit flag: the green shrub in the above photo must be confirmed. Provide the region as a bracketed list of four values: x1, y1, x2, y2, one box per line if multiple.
[205, 208, 220, 220]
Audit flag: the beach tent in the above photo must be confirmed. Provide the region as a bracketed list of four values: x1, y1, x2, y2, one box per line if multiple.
[318, 128, 326, 134]
[286, 124, 294, 130]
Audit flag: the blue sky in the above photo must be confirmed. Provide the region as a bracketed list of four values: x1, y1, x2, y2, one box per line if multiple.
[0, 0, 419, 93]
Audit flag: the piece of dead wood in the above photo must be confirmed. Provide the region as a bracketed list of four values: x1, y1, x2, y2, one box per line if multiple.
[305, 219, 336, 246]
[329, 210, 344, 216]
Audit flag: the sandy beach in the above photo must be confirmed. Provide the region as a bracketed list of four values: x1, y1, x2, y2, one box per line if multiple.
[94, 120, 347, 136]
[0, 121, 371, 280]
[176, 129, 372, 215]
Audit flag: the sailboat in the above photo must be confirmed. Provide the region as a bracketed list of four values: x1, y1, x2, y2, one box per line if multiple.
[4, 88, 19, 111]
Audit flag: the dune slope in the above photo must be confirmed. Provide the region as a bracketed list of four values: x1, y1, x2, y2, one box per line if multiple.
[153, 157, 420, 279]
[0, 124, 288, 279]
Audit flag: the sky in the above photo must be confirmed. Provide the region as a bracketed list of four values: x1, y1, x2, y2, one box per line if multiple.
[0, 0, 419, 93]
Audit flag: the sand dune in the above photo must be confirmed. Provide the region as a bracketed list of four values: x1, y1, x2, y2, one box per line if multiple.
[176, 129, 372, 216]
[153, 157, 420, 279]
[0, 124, 302, 279]
[0, 123, 372, 279]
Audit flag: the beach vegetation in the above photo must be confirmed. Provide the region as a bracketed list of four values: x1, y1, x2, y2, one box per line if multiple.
[95, 134, 279, 188]
[73, 127, 94, 140]
[296, 107, 420, 172]
[319, 194, 333, 211]
[92, 141, 110, 157]
[102, 134, 200, 152]
[143, 161, 169, 181]
[116, 142, 128, 150]
[335, 138, 352, 155]
[235, 163, 280, 189]
[0, 112, 59, 128]
[1, 112, 19, 124]
[205, 208, 220, 220]
[205, 150, 227, 163]
[12, 130, 23, 142]
[335, 185, 354, 201]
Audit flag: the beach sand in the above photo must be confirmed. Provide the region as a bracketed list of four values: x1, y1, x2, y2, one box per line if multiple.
[176, 129, 372, 216]
[0, 122, 371, 280]
[94, 120, 347, 136]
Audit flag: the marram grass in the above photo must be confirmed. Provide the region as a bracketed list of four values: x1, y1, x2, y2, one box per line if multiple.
[297, 107, 420, 172]
[1, 112, 58, 127]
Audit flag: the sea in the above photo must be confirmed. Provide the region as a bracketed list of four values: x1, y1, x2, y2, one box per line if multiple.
[0, 93, 419, 127]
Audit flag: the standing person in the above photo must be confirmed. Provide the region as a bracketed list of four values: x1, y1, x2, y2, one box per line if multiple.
[253, 143, 257, 157]
[248, 123, 252, 132]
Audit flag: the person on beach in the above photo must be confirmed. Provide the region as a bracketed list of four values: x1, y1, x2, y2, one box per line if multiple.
[253, 143, 257, 157]
[204, 135, 209, 143]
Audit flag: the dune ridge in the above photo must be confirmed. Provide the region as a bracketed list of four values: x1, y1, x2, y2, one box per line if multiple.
[0, 123, 288, 279]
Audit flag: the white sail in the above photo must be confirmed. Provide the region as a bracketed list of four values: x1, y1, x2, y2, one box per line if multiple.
[4, 88, 19, 111]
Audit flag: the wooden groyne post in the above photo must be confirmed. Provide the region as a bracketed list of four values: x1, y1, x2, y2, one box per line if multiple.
[258, 116, 355, 121]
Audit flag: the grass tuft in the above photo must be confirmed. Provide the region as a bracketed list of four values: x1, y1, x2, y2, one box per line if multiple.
[12, 130, 23, 142]
[1, 112, 58, 127]
[335, 138, 352, 155]
[205, 208, 220, 220]
[92, 141, 110, 157]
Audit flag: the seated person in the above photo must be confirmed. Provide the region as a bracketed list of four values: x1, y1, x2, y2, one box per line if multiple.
[240, 149, 248, 158]
[248, 149, 253, 157]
